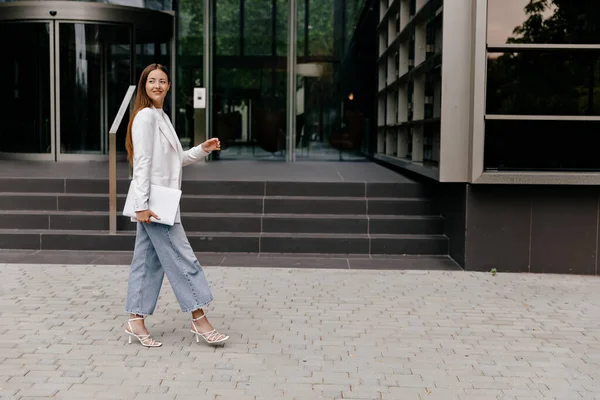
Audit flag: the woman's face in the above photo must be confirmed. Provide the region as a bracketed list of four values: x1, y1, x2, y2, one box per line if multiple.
[145, 69, 170, 108]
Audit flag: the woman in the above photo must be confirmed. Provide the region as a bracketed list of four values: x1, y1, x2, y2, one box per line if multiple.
[124, 63, 228, 347]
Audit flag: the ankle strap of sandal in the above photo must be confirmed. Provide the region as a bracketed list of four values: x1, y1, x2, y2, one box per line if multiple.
[192, 315, 206, 322]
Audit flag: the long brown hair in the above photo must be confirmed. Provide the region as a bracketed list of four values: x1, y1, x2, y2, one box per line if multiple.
[125, 63, 170, 163]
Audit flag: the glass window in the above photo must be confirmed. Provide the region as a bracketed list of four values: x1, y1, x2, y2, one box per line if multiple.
[487, 0, 600, 45]
[244, 0, 273, 56]
[276, 0, 288, 56]
[211, 0, 289, 160]
[0, 22, 51, 154]
[59, 23, 131, 154]
[59, 22, 104, 153]
[487, 51, 600, 116]
[216, 0, 240, 56]
[484, 0, 600, 172]
[176, 0, 204, 146]
[484, 120, 600, 171]
[178, 0, 204, 56]
[345, 0, 363, 48]
[297, 0, 307, 57]
[308, 0, 334, 56]
[294, 0, 373, 160]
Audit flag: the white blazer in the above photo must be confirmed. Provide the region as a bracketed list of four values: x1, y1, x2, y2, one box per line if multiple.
[131, 106, 209, 222]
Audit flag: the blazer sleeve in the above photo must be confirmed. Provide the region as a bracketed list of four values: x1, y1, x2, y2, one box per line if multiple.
[182, 144, 210, 167]
[131, 108, 155, 212]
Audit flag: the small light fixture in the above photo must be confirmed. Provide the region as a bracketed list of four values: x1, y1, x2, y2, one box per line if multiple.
[348, 93, 354, 100]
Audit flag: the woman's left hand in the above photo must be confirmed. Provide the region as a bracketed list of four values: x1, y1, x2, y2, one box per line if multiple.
[201, 138, 221, 152]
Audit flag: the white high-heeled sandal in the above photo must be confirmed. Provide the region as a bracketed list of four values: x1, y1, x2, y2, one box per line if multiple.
[125, 317, 162, 347]
[191, 315, 229, 345]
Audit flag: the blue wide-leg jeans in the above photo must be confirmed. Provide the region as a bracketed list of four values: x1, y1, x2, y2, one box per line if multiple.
[125, 222, 213, 315]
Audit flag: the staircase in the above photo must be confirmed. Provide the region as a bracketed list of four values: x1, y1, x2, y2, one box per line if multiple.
[0, 177, 447, 255]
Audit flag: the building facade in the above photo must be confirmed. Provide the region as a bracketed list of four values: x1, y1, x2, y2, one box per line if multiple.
[2, 0, 600, 274]
[376, 0, 600, 275]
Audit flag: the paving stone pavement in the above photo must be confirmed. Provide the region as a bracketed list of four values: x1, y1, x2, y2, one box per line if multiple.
[0, 263, 599, 400]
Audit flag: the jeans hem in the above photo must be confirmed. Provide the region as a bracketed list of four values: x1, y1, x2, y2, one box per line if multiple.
[125, 309, 152, 317]
[182, 297, 214, 314]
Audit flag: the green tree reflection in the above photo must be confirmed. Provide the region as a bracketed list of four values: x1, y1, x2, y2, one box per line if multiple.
[175, 0, 368, 143]
[487, 0, 600, 115]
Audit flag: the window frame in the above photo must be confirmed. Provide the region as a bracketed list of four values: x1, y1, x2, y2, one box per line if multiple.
[471, 0, 600, 184]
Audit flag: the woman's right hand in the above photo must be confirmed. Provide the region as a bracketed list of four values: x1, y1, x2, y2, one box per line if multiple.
[135, 209, 160, 224]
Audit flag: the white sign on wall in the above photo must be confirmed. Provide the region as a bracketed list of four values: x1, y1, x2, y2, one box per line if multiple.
[193, 88, 206, 109]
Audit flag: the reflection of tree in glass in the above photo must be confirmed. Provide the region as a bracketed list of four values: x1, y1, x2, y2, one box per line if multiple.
[307, 1, 334, 55]
[175, 0, 367, 124]
[487, 0, 600, 115]
[507, 0, 599, 45]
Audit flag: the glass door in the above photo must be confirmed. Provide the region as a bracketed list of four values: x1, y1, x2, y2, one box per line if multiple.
[56, 22, 132, 159]
[210, 0, 289, 160]
[0, 21, 53, 158]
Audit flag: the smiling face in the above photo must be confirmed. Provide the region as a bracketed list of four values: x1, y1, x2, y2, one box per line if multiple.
[145, 69, 170, 108]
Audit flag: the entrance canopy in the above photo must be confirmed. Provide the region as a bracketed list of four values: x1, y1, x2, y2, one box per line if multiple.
[0, 1, 172, 41]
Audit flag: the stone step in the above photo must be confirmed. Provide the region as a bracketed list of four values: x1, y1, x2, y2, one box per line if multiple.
[0, 193, 439, 215]
[0, 249, 461, 270]
[0, 178, 436, 198]
[0, 229, 448, 255]
[0, 211, 444, 235]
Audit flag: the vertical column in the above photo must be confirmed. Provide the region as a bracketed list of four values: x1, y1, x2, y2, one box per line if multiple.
[109, 131, 117, 234]
[287, 0, 297, 162]
[387, 12, 396, 46]
[50, 21, 57, 159]
[412, 72, 425, 162]
[378, 31, 387, 66]
[379, 0, 387, 22]
[204, 0, 213, 143]
[397, 129, 409, 159]
[413, 75, 425, 120]
[398, 41, 409, 76]
[54, 22, 62, 159]
[377, 0, 389, 156]
[397, 83, 409, 158]
[399, 0, 410, 32]
[386, 88, 397, 156]
[386, 1, 397, 160]
[412, 126, 424, 162]
[377, 95, 386, 153]
[378, 54, 387, 91]
[414, 20, 426, 66]
[387, 53, 396, 84]
[168, 18, 175, 129]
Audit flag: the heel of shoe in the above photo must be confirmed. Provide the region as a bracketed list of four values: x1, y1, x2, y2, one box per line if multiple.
[128, 335, 132, 344]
